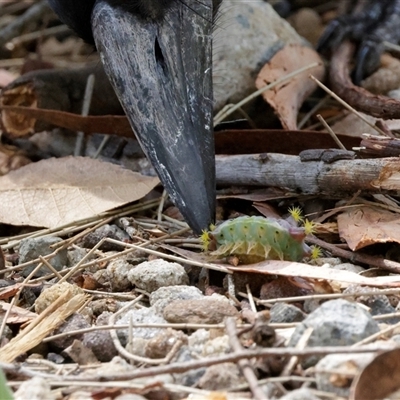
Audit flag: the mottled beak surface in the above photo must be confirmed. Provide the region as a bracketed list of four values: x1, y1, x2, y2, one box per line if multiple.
[91, 0, 216, 233]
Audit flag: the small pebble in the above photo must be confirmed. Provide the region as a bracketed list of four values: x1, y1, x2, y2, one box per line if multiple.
[128, 259, 189, 292]
[163, 299, 239, 324]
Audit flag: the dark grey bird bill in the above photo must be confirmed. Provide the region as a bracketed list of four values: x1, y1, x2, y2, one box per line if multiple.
[91, 0, 216, 233]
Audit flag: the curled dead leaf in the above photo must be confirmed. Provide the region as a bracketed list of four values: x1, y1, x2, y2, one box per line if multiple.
[350, 348, 400, 400]
[256, 44, 325, 130]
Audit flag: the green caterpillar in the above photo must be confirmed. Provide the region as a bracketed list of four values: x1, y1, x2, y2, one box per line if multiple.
[201, 214, 313, 264]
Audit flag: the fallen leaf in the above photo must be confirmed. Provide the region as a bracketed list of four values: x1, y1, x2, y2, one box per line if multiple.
[256, 44, 324, 130]
[162, 245, 400, 287]
[337, 206, 400, 251]
[228, 260, 400, 287]
[0, 156, 159, 228]
[350, 348, 400, 400]
[0, 301, 38, 324]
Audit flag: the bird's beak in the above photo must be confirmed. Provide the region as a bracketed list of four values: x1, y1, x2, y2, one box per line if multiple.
[91, 0, 215, 233]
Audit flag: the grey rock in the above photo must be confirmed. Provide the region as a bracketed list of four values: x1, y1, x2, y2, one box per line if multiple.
[198, 363, 245, 390]
[289, 299, 380, 367]
[83, 312, 117, 362]
[150, 285, 204, 315]
[144, 328, 187, 359]
[163, 298, 239, 324]
[51, 313, 91, 350]
[116, 307, 167, 345]
[391, 334, 400, 344]
[67, 247, 93, 267]
[270, 302, 306, 323]
[47, 352, 64, 364]
[175, 361, 206, 387]
[367, 296, 398, 322]
[311, 257, 343, 267]
[128, 259, 189, 292]
[345, 286, 400, 324]
[107, 258, 133, 292]
[323, 262, 365, 274]
[202, 335, 231, 357]
[80, 224, 130, 251]
[19, 236, 68, 277]
[213, 0, 305, 111]
[14, 377, 53, 400]
[315, 353, 376, 398]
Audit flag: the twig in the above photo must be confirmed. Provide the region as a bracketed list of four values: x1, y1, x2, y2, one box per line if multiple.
[280, 327, 313, 377]
[0, 198, 160, 249]
[38, 256, 63, 280]
[353, 319, 400, 347]
[256, 288, 400, 305]
[306, 236, 400, 274]
[9, 25, 71, 48]
[225, 317, 266, 400]
[75, 74, 95, 156]
[309, 74, 388, 137]
[0, 345, 386, 382]
[108, 297, 183, 365]
[157, 190, 168, 222]
[0, 1, 52, 49]
[316, 114, 347, 150]
[214, 62, 320, 125]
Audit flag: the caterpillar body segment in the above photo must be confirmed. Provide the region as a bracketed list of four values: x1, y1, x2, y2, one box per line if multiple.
[203, 216, 311, 264]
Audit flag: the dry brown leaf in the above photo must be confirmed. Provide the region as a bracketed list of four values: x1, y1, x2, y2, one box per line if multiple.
[164, 245, 400, 287]
[337, 206, 400, 251]
[255, 44, 324, 130]
[0, 156, 159, 228]
[0, 301, 37, 324]
[228, 260, 400, 287]
[350, 348, 400, 400]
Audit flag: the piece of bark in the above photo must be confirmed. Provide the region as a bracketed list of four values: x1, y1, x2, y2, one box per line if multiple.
[360, 135, 400, 157]
[0, 64, 123, 136]
[215, 153, 400, 196]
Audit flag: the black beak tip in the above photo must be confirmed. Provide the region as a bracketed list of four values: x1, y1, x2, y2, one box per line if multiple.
[183, 204, 214, 235]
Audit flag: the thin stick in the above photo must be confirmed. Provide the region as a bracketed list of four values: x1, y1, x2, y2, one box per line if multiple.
[0, 345, 387, 382]
[214, 62, 320, 125]
[225, 317, 268, 400]
[309, 74, 389, 137]
[316, 114, 347, 150]
[74, 74, 95, 156]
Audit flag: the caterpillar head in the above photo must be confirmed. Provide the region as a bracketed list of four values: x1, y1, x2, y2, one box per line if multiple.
[200, 225, 217, 251]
